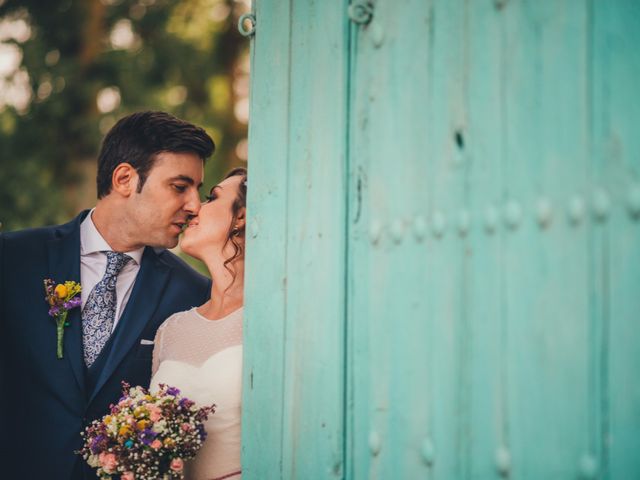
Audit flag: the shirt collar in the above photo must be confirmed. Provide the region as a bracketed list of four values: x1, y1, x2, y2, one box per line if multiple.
[80, 208, 145, 265]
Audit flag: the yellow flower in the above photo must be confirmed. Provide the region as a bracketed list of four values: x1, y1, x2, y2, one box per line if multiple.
[136, 420, 149, 430]
[54, 284, 68, 299]
[163, 438, 175, 447]
[118, 425, 132, 437]
[64, 280, 82, 299]
[133, 406, 147, 418]
[104, 415, 113, 425]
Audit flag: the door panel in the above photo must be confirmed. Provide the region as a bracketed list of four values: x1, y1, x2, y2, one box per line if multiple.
[244, 1, 640, 478]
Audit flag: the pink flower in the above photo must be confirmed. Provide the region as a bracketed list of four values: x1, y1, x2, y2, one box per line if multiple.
[181, 423, 191, 431]
[170, 458, 184, 472]
[147, 404, 162, 422]
[151, 439, 163, 450]
[99, 452, 118, 473]
[121, 473, 135, 480]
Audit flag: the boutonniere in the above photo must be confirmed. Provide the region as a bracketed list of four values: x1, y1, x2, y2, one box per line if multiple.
[44, 279, 82, 359]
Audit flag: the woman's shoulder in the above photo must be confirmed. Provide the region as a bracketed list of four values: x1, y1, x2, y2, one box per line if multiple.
[157, 308, 199, 334]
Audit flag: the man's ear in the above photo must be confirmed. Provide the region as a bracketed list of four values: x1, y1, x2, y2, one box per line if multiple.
[111, 163, 138, 197]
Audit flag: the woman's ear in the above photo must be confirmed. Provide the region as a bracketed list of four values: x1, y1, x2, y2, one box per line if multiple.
[235, 207, 246, 230]
[111, 163, 138, 197]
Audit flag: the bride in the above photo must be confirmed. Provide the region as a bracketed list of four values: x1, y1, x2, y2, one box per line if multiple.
[150, 167, 247, 480]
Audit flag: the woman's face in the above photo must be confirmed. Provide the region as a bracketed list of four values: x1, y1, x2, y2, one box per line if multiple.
[180, 174, 245, 260]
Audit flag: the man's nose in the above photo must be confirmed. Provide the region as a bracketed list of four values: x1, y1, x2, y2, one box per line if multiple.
[184, 189, 201, 215]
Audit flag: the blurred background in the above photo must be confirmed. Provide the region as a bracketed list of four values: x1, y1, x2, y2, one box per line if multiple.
[0, 0, 251, 271]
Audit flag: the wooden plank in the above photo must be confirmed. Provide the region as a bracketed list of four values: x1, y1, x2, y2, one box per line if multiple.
[426, 1, 470, 477]
[363, 0, 437, 477]
[591, 1, 640, 477]
[345, 2, 376, 476]
[348, 0, 469, 477]
[279, 0, 349, 478]
[466, 1, 507, 477]
[244, 1, 349, 477]
[501, 1, 591, 477]
[241, 0, 292, 477]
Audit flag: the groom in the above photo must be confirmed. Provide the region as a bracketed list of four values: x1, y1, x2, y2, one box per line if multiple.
[0, 111, 214, 479]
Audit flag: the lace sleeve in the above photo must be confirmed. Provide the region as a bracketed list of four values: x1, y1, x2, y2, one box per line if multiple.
[151, 323, 166, 377]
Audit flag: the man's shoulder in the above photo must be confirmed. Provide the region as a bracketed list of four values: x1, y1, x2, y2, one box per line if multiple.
[1, 223, 60, 249]
[1, 213, 85, 247]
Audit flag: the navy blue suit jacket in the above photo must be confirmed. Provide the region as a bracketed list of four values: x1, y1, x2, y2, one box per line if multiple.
[0, 211, 210, 479]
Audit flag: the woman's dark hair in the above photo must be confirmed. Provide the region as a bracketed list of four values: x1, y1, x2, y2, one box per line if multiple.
[222, 167, 248, 288]
[96, 111, 215, 198]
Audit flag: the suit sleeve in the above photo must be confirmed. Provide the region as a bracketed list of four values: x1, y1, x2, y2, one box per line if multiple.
[0, 233, 4, 333]
[0, 234, 6, 456]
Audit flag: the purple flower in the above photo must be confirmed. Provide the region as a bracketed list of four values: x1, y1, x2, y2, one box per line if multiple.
[139, 428, 158, 446]
[48, 305, 60, 317]
[63, 297, 82, 309]
[90, 434, 108, 454]
[166, 386, 180, 396]
[197, 423, 207, 441]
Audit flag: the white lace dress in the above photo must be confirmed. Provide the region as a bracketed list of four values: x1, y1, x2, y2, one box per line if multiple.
[150, 307, 243, 480]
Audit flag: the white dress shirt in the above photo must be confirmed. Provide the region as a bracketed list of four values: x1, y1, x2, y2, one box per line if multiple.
[80, 210, 145, 332]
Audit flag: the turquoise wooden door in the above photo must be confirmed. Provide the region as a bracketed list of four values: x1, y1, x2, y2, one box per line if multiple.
[242, 1, 349, 478]
[242, 1, 640, 478]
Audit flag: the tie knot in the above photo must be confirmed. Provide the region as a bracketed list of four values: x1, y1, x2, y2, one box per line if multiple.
[104, 251, 132, 276]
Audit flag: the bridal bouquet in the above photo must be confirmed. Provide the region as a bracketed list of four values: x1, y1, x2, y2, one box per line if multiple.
[79, 382, 215, 480]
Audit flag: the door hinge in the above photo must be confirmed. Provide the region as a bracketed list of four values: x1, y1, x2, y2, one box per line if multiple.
[348, 0, 374, 25]
[238, 12, 256, 37]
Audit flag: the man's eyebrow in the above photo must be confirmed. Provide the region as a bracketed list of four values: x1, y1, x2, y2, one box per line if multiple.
[170, 175, 203, 189]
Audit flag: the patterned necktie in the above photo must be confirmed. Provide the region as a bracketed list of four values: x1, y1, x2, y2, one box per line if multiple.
[82, 251, 132, 368]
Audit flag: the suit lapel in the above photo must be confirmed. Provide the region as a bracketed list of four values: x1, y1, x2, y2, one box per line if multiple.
[46, 211, 89, 393]
[89, 247, 170, 404]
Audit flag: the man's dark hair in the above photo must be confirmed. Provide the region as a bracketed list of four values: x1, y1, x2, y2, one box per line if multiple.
[96, 111, 215, 198]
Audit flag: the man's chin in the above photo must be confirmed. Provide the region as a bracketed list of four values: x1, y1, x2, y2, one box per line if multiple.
[165, 237, 180, 249]
[146, 235, 179, 250]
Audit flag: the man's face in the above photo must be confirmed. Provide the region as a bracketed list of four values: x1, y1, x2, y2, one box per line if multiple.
[127, 151, 204, 249]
